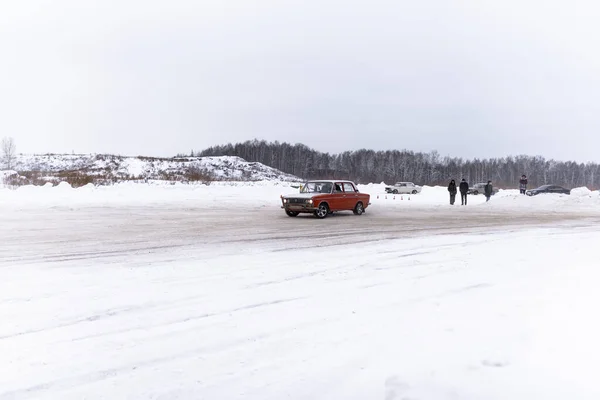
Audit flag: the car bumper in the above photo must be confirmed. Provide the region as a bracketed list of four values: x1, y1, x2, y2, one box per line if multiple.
[282, 204, 318, 212]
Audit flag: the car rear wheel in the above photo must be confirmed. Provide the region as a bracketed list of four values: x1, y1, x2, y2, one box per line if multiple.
[285, 210, 299, 217]
[411, 190, 417, 194]
[353, 202, 364, 215]
[393, 189, 398, 194]
[473, 190, 479, 195]
[314, 203, 329, 219]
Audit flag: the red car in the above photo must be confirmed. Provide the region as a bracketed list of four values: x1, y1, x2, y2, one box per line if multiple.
[281, 180, 370, 218]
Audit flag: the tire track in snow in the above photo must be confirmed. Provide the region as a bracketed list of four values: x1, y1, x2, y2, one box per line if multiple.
[0, 304, 327, 400]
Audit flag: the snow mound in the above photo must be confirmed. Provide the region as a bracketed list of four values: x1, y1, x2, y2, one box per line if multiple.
[571, 187, 593, 197]
[360, 184, 600, 212]
[11, 154, 302, 183]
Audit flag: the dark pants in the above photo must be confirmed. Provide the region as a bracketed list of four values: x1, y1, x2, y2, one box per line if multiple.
[520, 189, 526, 194]
[461, 193, 467, 205]
[450, 193, 456, 205]
[486, 195, 491, 202]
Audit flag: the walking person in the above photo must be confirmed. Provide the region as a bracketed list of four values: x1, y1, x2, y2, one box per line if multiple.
[459, 178, 469, 205]
[519, 175, 528, 195]
[448, 179, 457, 205]
[484, 180, 493, 202]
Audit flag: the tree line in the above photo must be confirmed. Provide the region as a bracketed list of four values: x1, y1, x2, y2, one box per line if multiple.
[198, 139, 600, 189]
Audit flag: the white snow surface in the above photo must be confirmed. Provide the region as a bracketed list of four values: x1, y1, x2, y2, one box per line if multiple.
[1, 181, 600, 399]
[10, 154, 302, 182]
[1, 181, 598, 210]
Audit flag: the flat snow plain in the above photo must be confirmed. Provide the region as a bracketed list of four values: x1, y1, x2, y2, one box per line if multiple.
[1, 182, 600, 400]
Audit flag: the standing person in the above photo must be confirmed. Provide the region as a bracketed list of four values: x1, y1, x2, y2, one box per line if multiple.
[459, 178, 469, 205]
[448, 179, 457, 205]
[484, 180, 493, 202]
[519, 175, 528, 194]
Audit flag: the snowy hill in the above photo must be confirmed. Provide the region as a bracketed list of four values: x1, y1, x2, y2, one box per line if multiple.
[7, 154, 302, 185]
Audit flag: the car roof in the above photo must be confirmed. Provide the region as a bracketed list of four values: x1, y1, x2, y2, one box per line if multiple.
[305, 180, 355, 184]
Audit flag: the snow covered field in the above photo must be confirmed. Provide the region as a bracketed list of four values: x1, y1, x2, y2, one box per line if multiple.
[1, 182, 600, 399]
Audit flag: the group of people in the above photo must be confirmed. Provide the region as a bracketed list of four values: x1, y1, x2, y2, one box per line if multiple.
[447, 174, 528, 205]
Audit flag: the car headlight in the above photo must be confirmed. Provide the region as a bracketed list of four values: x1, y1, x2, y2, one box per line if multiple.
[307, 199, 313, 204]
[283, 198, 288, 203]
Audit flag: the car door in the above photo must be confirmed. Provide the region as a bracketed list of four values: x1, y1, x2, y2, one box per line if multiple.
[343, 182, 358, 209]
[548, 186, 561, 194]
[328, 182, 345, 210]
[554, 186, 568, 194]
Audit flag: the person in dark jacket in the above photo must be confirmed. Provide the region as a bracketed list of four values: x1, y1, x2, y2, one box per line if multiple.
[484, 180, 493, 202]
[519, 175, 528, 194]
[448, 179, 457, 205]
[459, 179, 469, 205]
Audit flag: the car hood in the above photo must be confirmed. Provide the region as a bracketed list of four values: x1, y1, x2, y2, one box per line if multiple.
[282, 193, 322, 199]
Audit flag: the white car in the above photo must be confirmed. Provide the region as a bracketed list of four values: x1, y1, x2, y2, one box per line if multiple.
[384, 182, 422, 194]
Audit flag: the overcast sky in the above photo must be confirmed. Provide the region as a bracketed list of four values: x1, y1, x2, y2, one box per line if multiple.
[1, 0, 599, 161]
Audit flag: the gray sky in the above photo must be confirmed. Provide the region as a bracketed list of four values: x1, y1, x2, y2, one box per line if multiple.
[1, 0, 599, 162]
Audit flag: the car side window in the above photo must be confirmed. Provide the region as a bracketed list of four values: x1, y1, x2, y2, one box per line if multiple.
[334, 183, 342, 192]
[343, 182, 355, 192]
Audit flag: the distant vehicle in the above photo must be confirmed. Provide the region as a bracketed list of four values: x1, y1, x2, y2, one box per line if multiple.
[526, 185, 571, 196]
[468, 183, 499, 196]
[384, 182, 422, 194]
[281, 180, 370, 219]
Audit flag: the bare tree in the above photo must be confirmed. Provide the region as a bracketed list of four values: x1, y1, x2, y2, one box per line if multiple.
[200, 139, 600, 189]
[1, 137, 17, 170]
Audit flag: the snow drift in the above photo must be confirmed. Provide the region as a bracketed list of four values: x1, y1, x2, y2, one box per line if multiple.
[8, 154, 302, 184]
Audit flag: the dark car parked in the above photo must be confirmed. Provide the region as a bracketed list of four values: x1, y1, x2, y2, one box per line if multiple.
[468, 182, 499, 196]
[526, 185, 571, 196]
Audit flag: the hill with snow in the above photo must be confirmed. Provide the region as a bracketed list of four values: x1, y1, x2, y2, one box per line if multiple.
[4, 154, 302, 186]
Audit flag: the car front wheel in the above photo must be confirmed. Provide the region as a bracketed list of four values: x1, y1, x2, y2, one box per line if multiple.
[285, 209, 299, 217]
[393, 189, 398, 194]
[314, 203, 329, 219]
[411, 190, 417, 194]
[353, 202, 364, 215]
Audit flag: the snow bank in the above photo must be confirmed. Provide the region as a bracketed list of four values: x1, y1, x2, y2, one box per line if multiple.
[1, 180, 599, 213]
[0, 180, 301, 208]
[486, 187, 600, 211]
[12, 154, 302, 182]
[362, 183, 600, 212]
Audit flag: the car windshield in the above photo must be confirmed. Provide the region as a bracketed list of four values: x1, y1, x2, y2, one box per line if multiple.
[301, 182, 332, 194]
[536, 185, 551, 190]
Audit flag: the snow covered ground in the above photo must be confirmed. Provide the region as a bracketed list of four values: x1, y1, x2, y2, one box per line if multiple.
[9, 154, 302, 182]
[1, 181, 600, 399]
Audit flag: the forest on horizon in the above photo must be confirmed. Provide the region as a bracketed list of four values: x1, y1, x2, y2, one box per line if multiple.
[198, 140, 600, 189]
